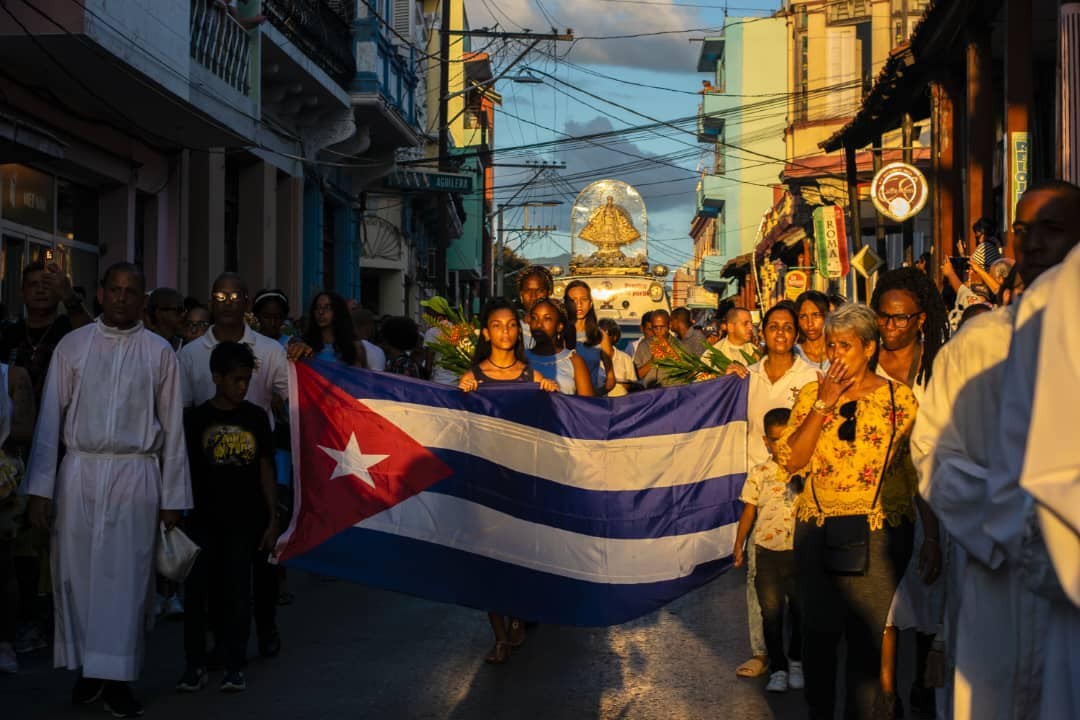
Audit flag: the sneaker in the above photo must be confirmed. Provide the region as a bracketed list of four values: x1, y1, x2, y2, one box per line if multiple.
[258, 629, 281, 658]
[0, 642, 17, 673]
[220, 671, 247, 693]
[175, 666, 207, 693]
[765, 670, 789, 693]
[70, 675, 105, 705]
[14, 624, 47, 654]
[165, 595, 184, 619]
[103, 682, 144, 718]
[788, 661, 804, 690]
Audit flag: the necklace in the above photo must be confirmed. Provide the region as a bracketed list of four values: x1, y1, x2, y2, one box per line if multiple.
[488, 357, 519, 370]
[26, 318, 59, 356]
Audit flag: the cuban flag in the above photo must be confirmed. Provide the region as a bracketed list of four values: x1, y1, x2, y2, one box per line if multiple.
[276, 359, 748, 627]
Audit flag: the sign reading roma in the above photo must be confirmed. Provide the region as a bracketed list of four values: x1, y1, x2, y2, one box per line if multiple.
[870, 162, 929, 222]
[812, 205, 850, 280]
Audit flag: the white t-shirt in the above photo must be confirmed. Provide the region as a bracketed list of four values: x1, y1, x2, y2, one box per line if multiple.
[178, 325, 289, 426]
[362, 340, 386, 371]
[603, 348, 637, 397]
[746, 354, 820, 468]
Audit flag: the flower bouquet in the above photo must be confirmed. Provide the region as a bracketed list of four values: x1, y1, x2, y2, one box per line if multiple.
[421, 296, 477, 378]
[652, 340, 758, 385]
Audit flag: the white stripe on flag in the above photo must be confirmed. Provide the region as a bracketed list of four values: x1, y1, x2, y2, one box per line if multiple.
[361, 399, 747, 491]
[359, 492, 738, 585]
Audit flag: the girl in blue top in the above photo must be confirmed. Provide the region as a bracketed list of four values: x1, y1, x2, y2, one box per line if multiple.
[563, 280, 616, 395]
[525, 299, 593, 397]
[302, 291, 367, 368]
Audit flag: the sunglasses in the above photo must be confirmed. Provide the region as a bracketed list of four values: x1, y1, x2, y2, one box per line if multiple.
[837, 400, 857, 442]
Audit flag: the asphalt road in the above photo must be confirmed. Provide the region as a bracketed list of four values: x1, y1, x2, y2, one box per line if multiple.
[2, 567, 811, 719]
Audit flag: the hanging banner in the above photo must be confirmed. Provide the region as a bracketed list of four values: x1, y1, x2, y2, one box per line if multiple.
[784, 269, 809, 301]
[1007, 132, 1030, 227]
[813, 205, 850, 280]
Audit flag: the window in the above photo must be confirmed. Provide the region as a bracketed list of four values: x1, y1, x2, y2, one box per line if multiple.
[56, 178, 99, 245]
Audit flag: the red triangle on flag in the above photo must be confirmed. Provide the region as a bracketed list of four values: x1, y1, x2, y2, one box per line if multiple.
[277, 362, 453, 561]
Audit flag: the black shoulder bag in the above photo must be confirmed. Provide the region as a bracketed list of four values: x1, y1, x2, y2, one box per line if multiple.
[813, 381, 897, 576]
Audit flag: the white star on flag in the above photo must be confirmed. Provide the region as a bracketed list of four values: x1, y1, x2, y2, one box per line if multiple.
[318, 433, 389, 488]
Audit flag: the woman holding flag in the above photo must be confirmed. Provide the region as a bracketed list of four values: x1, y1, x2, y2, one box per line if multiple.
[525, 299, 594, 397]
[459, 299, 558, 664]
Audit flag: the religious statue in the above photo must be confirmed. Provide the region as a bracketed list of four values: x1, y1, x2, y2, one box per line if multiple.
[577, 196, 642, 258]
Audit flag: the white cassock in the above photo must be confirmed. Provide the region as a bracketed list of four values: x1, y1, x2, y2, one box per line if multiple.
[25, 320, 192, 681]
[910, 306, 1017, 720]
[997, 245, 1080, 719]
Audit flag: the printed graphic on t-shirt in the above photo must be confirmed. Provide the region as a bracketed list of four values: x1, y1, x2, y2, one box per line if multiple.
[202, 424, 258, 466]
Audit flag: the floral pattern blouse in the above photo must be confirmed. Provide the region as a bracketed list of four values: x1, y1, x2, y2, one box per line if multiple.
[777, 381, 919, 530]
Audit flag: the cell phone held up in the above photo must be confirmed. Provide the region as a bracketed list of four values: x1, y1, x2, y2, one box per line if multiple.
[949, 256, 969, 277]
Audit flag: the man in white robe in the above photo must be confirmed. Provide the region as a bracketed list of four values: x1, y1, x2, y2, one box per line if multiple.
[911, 180, 1080, 720]
[1010, 243, 1080, 718]
[25, 262, 191, 718]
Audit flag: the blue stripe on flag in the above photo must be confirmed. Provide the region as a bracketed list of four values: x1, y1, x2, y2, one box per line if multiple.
[307, 359, 748, 441]
[285, 527, 733, 627]
[426, 449, 744, 539]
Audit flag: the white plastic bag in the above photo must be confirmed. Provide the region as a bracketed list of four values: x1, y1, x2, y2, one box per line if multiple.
[155, 523, 200, 582]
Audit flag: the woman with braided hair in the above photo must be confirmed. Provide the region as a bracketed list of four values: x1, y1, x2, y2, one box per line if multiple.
[870, 267, 948, 718]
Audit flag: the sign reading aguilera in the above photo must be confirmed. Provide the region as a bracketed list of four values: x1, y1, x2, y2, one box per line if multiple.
[869, 162, 928, 222]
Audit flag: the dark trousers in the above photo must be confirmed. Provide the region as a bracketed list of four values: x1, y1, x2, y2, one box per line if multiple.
[0, 538, 15, 642]
[183, 522, 259, 673]
[252, 549, 277, 640]
[795, 519, 913, 720]
[754, 546, 801, 673]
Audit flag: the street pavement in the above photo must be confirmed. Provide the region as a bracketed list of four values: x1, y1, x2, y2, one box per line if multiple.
[2, 567, 811, 719]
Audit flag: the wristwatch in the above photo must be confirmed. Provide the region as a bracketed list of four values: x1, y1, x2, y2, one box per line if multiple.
[811, 399, 833, 414]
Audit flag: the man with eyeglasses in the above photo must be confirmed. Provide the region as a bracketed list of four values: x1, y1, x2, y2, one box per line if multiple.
[177, 273, 297, 661]
[145, 287, 186, 351]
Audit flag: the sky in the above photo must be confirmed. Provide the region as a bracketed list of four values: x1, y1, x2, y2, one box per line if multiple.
[463, 0, 784, 270]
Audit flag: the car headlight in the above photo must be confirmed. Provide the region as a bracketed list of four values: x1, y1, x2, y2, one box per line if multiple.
[552, 282, 566, 298]
[648, 283, 664, 302]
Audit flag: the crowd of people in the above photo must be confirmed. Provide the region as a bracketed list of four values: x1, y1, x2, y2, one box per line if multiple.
[0, 179, 1076, 719]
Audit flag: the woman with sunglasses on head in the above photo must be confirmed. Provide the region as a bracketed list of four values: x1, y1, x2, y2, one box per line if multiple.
[524, 299, 594, 397]
[870, 268, 949, 719]
[777, 303, 919, 720]
[793, 291, 830, 371]
[564, 280, 616, 394]
[458, 299, 558, 664]
[301, 291, 367, 368]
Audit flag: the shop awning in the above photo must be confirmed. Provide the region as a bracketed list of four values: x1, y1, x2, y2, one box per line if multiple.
[0, 108, 65, 159]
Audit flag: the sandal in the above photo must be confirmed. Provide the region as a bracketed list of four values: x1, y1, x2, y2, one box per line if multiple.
[507, 619, 526, 648]
[735, 655, 769, 678]
[484, 641, 511, 664]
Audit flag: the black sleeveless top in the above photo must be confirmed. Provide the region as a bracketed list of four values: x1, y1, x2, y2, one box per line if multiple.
[472, 362, 533, 384]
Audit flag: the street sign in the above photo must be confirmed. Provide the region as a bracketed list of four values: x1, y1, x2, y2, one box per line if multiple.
[850, 244, 884, 278]
[384, 170, 474, 193]
[869, 162, 928, 222]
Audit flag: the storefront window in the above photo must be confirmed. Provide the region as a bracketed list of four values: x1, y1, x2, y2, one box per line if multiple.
[57, 177, 100, 246]
[1, 164, 54, 233]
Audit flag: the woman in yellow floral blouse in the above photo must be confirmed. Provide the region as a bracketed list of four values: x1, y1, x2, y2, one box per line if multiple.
[777, 303, 918, 720]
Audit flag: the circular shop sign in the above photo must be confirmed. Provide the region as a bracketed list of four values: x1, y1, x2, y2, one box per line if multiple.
[870, 162, 929, 222]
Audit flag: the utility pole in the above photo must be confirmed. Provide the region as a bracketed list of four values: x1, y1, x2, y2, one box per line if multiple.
[490, 160, 565, 296]
[434, 19, 573, 300]
[436, 0, 452, 297]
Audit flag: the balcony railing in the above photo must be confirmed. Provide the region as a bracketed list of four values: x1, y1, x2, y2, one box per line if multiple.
[263, 0, 355, 84]
[827, 0, 871, 25]
[190, 0, 252, 94]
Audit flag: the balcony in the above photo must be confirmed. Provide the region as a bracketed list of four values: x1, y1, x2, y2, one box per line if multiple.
[827, 0, 871, 25]
[263, 0, 355, 85]
[697, 91, 735, 143]
[697, 175, 728, 217]
[190, 0, 252, 94]
[350, 5, 421, 149]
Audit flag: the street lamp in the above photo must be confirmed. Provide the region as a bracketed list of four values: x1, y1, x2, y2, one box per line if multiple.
[495, 200, 563, 296]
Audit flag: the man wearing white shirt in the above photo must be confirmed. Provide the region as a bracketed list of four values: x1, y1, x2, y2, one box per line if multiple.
[703, 307, 760, 369]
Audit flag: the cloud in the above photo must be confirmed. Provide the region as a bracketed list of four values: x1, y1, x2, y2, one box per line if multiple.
[555, 116, 698, 215]
[464, 0, 719, 72]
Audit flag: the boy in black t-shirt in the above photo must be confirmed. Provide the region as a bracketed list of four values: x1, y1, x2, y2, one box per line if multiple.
[176, 342, 277, 694]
